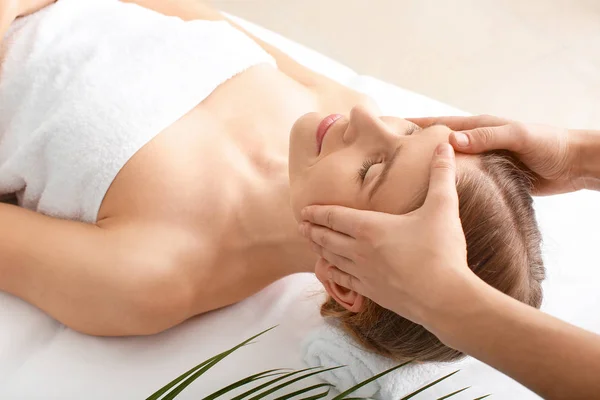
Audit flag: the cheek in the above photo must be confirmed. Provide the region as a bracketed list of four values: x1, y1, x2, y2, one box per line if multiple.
[289, 113, 320, 169]
[291, 165, 357, 218]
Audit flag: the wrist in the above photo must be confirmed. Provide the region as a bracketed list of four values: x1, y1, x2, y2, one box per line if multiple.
[420, 275, 497, 348]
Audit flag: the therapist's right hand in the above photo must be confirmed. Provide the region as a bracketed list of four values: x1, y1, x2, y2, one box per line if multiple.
[408, 115, 581, 195]
[299, 143, 480, 334]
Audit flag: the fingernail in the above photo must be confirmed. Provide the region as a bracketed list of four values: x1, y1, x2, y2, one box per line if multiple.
[301, 208, 308, 219]
[327, 269, 334, 280]
[454, 132, 469, 147]
[436, 143, 454, 157]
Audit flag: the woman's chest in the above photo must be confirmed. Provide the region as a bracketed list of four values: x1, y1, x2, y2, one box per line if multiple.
[96, 67, 309, 222]
[97, 65, 376, 228]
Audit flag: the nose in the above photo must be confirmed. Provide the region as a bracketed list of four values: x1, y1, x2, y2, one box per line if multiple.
[345, 105, 396, 144]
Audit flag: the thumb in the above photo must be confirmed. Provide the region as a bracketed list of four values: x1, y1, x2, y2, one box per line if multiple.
[423, 143, 459, 212]
[450, 124, 521, 154]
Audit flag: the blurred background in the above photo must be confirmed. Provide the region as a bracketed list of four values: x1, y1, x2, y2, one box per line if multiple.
[212, 0, 600, 129]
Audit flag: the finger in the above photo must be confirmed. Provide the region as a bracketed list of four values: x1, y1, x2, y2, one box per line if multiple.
[300, 222, 356, 259]
[423, 143, 459, 212]
[310, 243, 356, 273]
[407, 115, 508, 131]
[327, 266, 365, 296]
[301, 205, 377, 238]
[450, 123, 524, 154]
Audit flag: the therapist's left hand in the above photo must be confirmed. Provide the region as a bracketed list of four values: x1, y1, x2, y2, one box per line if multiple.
[298, 143, 477, 331]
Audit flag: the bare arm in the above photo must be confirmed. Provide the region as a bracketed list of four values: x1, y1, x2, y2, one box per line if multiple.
[301, 145, 600, 400]
[572, 129, 600, 191]
[0, 203, 190, 336]
[435, 283, 600, 400]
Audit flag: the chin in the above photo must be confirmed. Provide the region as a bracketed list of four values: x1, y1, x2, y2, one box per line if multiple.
[288, 123, 316, 196]
[288, 189, 304, 223]
[290, 112, 320, 151]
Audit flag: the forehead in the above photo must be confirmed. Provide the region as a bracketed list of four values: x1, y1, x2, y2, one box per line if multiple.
[370, 151, 476, 214]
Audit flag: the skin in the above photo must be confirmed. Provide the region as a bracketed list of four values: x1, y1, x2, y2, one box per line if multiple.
[288, 105, 478, 309]
[0, 0, 371, 335]
[1, 0, 462, 336]
[300, 121, 600, 400]
[410, 115, 583, 194]
[289, 106, 463, 219]
[11, 3, 600, 397]
[8, 2, 600, 398]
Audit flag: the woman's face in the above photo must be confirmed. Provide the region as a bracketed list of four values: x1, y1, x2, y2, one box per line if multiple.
[288, 106, 457, 219]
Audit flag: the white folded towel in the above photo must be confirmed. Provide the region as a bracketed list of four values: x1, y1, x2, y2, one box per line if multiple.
[302, 321, 468, 399]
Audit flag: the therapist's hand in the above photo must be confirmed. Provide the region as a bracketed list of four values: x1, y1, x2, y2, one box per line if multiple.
[299, 143, 479, 332]
[408, 115, 580, 195]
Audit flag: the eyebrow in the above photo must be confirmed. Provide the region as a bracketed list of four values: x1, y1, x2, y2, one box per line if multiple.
[426, 121, 449, 128]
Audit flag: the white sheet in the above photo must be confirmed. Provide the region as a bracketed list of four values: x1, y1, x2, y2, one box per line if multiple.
[1, 12, 599, 400]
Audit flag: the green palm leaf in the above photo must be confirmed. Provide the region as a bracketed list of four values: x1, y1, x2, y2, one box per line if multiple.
[331, 360, 413, 399]
[245, 366, 344, 400]
[230, 368, 327, 400]
[437, 386, 471, 399]
[400, 370, 460, 400]
[297, 389, 333, 400]
[146, 326, 277, 400]
[272, 383, 333, 399]
[146, 355, 218, 400]
[146, 327, 489, 400]
[203, 369, 288, 400]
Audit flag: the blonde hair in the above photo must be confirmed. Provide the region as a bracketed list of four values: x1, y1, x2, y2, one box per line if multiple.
[321, 151, 545, 362]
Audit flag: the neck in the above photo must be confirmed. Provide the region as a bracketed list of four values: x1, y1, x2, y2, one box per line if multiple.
[232, 152, 317, 278]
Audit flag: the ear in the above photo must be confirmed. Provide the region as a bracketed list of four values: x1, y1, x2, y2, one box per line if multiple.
[314, 257, 365, 313]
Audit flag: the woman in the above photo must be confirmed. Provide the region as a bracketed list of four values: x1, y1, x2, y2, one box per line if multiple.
[298, 120, 600, 398]
[0, 0, 543, 363]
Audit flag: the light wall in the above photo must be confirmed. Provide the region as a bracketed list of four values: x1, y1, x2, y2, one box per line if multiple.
[213, 0, 600, 129]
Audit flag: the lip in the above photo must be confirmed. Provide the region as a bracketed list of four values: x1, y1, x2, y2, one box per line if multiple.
[316, 114, 343, 154]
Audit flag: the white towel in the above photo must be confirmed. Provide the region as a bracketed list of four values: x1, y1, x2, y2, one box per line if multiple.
[302, 321, 468, 399]
[0, 0, 275, 223]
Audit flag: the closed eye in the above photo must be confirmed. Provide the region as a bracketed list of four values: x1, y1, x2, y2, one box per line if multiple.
[357, 123, 414, 187]
[357, 158, 380, 182]
[405, 124, 420, 136]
